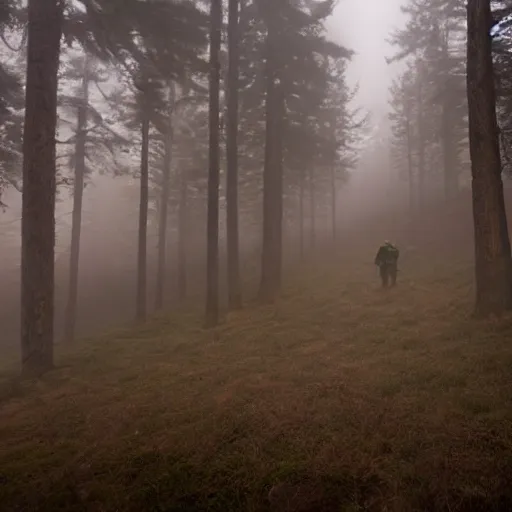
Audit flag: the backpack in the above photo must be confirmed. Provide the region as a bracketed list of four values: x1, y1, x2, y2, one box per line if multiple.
[384, 244, 399, 263]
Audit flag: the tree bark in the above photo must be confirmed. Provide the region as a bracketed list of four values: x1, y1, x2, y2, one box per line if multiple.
[136, 111, 150, 323]
[416, 62, 426, 211]
[155, 82, 175, 311]
[441, 36, 459, 201]
[226, 0, 242, 310]
[331, 166, 336, 243]
[178, 168, 188, 301]
[309, 168, 316, 250]
[467, 0, 512, 316]
[259, 18, 284, 301]
[64, 54, 89, 344]
[299, 169, 305, 259]
[274, 86, 284, 275]
[205, 0, 222, 327]
[21, 0, 62, 377]
[405, 98, 415, 215]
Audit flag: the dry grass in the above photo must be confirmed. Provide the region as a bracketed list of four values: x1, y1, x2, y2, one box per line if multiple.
[1, 254, 512, 511]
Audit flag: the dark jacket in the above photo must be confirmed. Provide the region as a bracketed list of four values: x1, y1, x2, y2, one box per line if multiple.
[375, 243, 399, 267]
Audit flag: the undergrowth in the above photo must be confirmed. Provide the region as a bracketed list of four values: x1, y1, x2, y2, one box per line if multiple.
[1, 256, 512, 511]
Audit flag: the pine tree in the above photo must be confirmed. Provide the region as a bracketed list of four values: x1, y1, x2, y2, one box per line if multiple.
[0, 0, 23, 205]
[226, 0, 242, 310]
[493, 0, 512, 174]
[20, 0, 62, 376]
[63, 53, 90, 343]
[134, 76, 166, 322]
[389, 67, 417, 214]
[467, 0, 512, 316]
[10, 0, 209, 374]
[155, 82, 175, 311]
[173, 91, 209, 301]
[57, 52, 130, 342]
[256, 0, 349, 300]
[389, 0, 467, 202]
[205, 0, 223, 327]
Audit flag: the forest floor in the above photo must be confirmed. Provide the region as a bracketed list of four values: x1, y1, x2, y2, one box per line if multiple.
[1, 252, 512, 511]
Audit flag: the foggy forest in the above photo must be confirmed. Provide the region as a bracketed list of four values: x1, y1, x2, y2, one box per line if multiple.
[1, 0, 512, 510]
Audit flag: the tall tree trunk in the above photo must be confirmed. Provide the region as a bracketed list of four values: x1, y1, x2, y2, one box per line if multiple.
[136, 111, 150, 323]
[441, 35, 459, 201]
[416, 67, 426, 211]
[226, 0, 242, 310]
[405, 100, 415, 215]
[274, 85, 284, 279]
[331, 167, 336, 243]
[259, 19, 284, 301]
[467, 0, 512, 316]
[21, 0, 62, 377]
[155, 83, 175, 311]
[299, 169, 305, 259]
[205, 0, 222, 327]
[260, 40, 276, 300]
[64, 55, 89, 344]
[309, 168, 316, 250]
[414, 59, 426, 210]
[178, 169, 188, 301]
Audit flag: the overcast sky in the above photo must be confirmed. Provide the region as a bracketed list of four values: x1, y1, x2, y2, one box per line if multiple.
[327, 0, 406, 117]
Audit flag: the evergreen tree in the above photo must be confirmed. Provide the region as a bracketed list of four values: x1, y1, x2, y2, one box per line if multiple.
[155, 82, 175, 311]
[389, 0, 467, 202]
[0, 0, 23, 204]
[205, 0, 222, 327]
[63, 53, 91, 343]
[493, 0, 512, 173]
[20, 0, 62, 376]
[389, 66, 417, 213]
[467, 0, 512, 315]
[226, 0, 242, 310]
[255, 0, 350, 300]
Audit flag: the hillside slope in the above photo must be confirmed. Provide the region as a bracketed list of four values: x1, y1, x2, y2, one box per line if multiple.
[1, 255, 512, 511]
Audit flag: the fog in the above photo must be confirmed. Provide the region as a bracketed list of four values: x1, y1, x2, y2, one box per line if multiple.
[0, 0, 466, 350]
[7, 2, 512, 508]
[327, 0, 409, 229]
[329, 0, 406, 112]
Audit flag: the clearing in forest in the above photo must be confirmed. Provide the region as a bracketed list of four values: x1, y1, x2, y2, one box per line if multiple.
[1, 256, 512, 511]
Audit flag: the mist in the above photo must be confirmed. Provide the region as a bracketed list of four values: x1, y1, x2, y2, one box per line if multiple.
[0, 0, 472, 350]
[3, 0, 512, 509]
[329, 0, 406, 112]
[0, 0, 409, 348]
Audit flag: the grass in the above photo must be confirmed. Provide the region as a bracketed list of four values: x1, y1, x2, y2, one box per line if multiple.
[2, 254, 512, 511]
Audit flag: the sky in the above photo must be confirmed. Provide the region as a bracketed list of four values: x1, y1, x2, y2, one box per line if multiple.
[327, 0, 406, 118]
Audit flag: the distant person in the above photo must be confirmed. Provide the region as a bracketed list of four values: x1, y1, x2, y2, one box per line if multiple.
[374, 241, 399, 288]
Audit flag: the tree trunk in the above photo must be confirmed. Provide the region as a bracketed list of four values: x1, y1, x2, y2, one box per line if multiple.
[441, 36, 459, 201]
[309, 168, 316, 250]
[64, 55, 89, 344]
[331, 167, 336, 243]
[260, 42, 276, 300]
[416, 66, 426, 211]
[299, 169, 305, 259]
[136, 111, 150, 323]
[178, 169, 188, 301]
[274, 85, 284, 279]
[205, 0, 222, 327]
[155, 82, 175, 311]
[259, 19, 284, 301]
[226, 0, 242, 310]
[405, 99, 415, 215]
[467, 0, 512, 316]
[20, 0, 62, 377]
